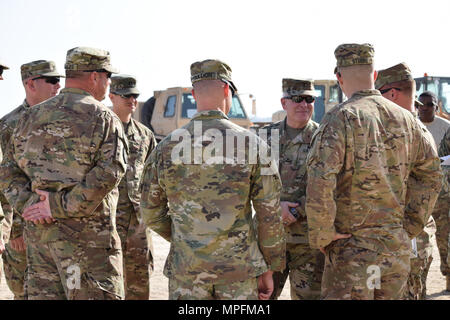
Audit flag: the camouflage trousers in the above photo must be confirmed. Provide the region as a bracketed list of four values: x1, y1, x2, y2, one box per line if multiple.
[26, 239, 124, 300]
[169, 276, 258, 300]
[271, 242, 324, 300]
[2, 243, 27, 299]
[322, 245, 410, 300]
[432, 169, 450, 276]
[116, 209, 153, 300]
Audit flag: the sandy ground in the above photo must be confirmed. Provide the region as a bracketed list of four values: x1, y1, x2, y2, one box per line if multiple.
[1, 231, 449, 300]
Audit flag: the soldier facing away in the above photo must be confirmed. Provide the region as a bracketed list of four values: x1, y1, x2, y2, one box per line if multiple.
[0, 46, 128, 300]
[376, 62, 438, 300]
[140, 59, 286, 300]
[263, 78, 323, 300]
[110, 74, 156, 299]
[0, 59, 64, 300]
[306, 43, 443, 299]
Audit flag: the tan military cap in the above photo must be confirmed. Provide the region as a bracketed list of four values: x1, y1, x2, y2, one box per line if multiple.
[64, 46, 119, 73]
[282, 78, 317, 97]
[190, 59, 237, 92]
[375, 62, 413, 90]
[21, 60, 65, 81]
[0, 61, 9, 70]
[110, 74, 140, 95]
[334, 43, 375, 71]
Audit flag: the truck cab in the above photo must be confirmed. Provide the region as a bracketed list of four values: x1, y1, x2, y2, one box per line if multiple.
[133, 87, 253, 141]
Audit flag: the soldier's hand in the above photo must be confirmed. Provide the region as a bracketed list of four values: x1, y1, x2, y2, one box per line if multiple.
[280, 201, 299, 226]
[257, 270, 274, 300]
[22, 189, 55, 224]
[319, 232, 352, 254]
[9, 236, 26, 252]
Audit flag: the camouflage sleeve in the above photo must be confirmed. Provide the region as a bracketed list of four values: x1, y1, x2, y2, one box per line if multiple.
[404, 127, 443, 238]
[48, 114, 128, 219]
[9, 214, 23, 240]
[438, 127, 450, 157]
[140, 147, 171, 242]
[251, 156, 286, 272]
[0, 126, 40, 216]
[305, 112, 346, 249]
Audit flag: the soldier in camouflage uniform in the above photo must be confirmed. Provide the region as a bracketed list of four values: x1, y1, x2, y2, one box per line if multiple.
[0, 60, 64, 299]
[438, 127, 450, 291]
[110, 75, 156, 299]
[0, 47, 128, 300]
[306, 43, 443, 300]
[262, 78, 322, 300]
[376, 62, 437, 300]
[140, 59, 286, 300]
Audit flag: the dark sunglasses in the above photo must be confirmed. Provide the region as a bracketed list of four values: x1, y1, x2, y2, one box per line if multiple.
[32, 76, 60, 85]
[0, 68, 3, 76]
[419, 102, 436, 108]
[119, 93, 139, 99]
[286, 95, 315, 103]
[379, 87, 402, 95]
[84, 69, 112, 79]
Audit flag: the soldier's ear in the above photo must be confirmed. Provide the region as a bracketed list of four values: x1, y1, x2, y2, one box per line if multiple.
[191, 88, 197, 101]
[281, 98, 287, 110]
[373, 70, 378, 82]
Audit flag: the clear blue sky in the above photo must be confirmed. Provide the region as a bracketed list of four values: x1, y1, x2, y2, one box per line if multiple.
[1, 0, 450, 118]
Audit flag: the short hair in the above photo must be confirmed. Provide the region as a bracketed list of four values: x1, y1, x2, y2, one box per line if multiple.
[65, 70, 88, 79]
[192, 79, 226, 93]
[382, 79, 415, 96]
[419, 90, 438, 103]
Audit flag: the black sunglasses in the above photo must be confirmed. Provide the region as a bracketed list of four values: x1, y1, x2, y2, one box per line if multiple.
[420, 102, 436, 108]
[119, 93, 139, 99]
[84, 69, 112, 79]
[286, 95, 315, 103]
[0, 68, 3, 77]
[32, 76, 60, 85]
[379, 87, 402, 95]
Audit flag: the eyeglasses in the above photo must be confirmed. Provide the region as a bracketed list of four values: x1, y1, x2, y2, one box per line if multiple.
[285, 95, 315, 103]
[419, 102, 436, 108]
[0, 68, 3, 77]
[379, 87, 402, 94]
[32, 76, 60, 85]
[84, 69, 112, 79]
[119, 93, 139, 99]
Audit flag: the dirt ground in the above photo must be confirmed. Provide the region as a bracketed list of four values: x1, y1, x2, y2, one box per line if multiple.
[1, 231, 449, 300]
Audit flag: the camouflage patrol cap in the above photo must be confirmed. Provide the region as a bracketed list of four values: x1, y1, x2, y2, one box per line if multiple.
[110, 74, 140, 95]
[64, 46, 119, 73]
[0, 61, 9, 70]
[282, 78, 318, 97]
[375, 62, 414, 90]
[21, 60, 65, 81]
[334, 43, 375, 71]
[190, 59, 237, 92]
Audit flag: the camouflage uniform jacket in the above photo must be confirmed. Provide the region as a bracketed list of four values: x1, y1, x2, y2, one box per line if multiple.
[306, 89, 443, 256]
[0, 88, 128, 248]
[140, 110, 286, 284]
[117, 118, 156, 219]
[0, 100, 30, 241]
[438, 127, 450, 205]
[262, 118, 319, 244]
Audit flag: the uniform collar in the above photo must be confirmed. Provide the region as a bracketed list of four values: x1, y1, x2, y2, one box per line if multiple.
[61, 87, 93, 96]
[351, 89, 381, 98]
[191, 109, 229, 121]
[21, 99, 30, 109]
[281, 118, 316, 144]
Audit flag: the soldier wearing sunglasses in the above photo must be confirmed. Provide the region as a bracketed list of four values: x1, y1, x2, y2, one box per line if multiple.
[261, 78, 322, 300]
[0, 60, 64, 299]
[376, 63, 439, 300]
[109, 75, 156, 300]
[0, 47, 128, 300]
